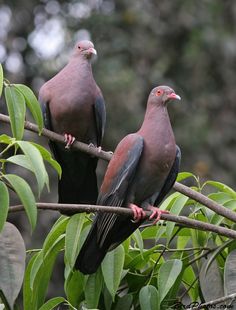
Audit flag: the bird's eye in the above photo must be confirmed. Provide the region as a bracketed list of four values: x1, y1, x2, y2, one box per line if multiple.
[156, 90, 162, 96]
[78, 46, 81, 50]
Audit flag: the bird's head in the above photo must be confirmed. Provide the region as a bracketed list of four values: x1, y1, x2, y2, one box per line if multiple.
[149, 86, 181, 106]
[74, 40, 97, 60]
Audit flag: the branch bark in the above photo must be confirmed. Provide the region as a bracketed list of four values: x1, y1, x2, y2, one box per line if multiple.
[9, 203, 236, 239]
[1, 113, 236, 223]
[189, 292, 236, 309]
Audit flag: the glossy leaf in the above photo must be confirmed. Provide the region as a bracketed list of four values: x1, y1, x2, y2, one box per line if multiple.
[7, 154, 34, 172]
[0, 222, 26, 309]
[205, 180, 236, 198]
[0, 134, 15, 145]
[114, 294, 133, 310]
[4, 174, 37, 230]
[38, 297, 65, 310]
[65, 213, 86, 268]
[0, 64, 3, 97]
[158, 259, 182, 303]
[139, 285, 159, 310]
[85, 268, 103, 309]
[42, 216, 69, 257]
[4, 85, 26, 140]
[0, 181, 9, 231]
[14, 84, 43, 133]
[23, 254, 37, 310]
[166, 194, 189, 242]
[65, 271, 85, 307]
[16, 141, 49, 195]
[132, 229, 144, 255]
[32, 142, 62, 177]
[102, 245, 125, 300]
[176, 172, 197, 182]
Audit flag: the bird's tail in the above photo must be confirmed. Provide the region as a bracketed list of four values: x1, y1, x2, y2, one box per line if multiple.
[75, 223, 106, 274]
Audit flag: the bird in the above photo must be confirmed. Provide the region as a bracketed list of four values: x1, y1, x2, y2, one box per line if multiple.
[39, 40, 106, 209]
[75, 85, 181, 274]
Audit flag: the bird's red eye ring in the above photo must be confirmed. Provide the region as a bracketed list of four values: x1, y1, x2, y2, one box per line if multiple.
[156, 90, 162, 96]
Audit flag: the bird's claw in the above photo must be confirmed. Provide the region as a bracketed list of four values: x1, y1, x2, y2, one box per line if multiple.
[88, 143, 102, 152]
[147, 206, 169, 225]
[64, 134, 75, 149]
[129, 203, 146, 223]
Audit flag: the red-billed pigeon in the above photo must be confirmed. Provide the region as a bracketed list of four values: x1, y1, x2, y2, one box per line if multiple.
[75, 85, 181, 274]
[39, 40, 106, 208]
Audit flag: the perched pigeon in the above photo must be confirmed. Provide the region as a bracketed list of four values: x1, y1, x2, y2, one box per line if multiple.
[39, 40, 106, 208]
[76, 85, 181, 274]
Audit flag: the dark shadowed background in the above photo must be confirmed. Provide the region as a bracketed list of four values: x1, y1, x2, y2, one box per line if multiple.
[0, 0, 236, 299]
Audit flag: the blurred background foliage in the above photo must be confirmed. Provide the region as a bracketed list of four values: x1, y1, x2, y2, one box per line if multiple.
[1, 0, 236, 300]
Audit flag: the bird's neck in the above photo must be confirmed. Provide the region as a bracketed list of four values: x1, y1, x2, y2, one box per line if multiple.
[69, 57, 93, 77]
[138, 104, 172, 136]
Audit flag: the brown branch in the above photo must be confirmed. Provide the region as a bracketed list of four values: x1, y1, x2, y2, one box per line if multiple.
[189, 292, 236, 309]
[9, 203, 236, 239]
[1, 113, 236, 223]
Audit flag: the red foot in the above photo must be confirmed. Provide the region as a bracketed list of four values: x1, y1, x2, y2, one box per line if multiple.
[129, 203, 146, 222]
[64, 133, 75, 149]
[88, 143, 102, 152]
[147, 206, 169, 225]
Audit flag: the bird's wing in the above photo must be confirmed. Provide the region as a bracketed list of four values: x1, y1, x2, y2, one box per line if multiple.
[95, 134, 144, 246]
[154, 145, 181, 206]
[93, 94, 106, 146]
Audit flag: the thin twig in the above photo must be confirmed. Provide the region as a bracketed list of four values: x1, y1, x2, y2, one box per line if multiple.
[8, 203, 236, 239]
[1, 113, 236, 223]
[188, 292, 236, 309]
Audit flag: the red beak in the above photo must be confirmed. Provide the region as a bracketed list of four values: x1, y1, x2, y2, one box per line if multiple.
[168, 92, 181, 100]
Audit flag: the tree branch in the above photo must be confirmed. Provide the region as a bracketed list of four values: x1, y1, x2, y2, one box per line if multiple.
[189, 292, 236, 309]
[9, 203, 236, 239]
[1, 113, 236, 223]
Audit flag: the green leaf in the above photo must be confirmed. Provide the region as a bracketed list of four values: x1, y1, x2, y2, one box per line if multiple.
[4, 174, 37, 230]
[32, 143, 62, 177]
[158, 259, 182, 303]
[176, 172, 197, 182]
[85, 268, 103, 309]
[224, 249, 236, 296]
[205, 180, 236, 198]
[65, 213, 86, 268]
[0, 64, 3, 97]
[43, 216, 69, 257]
[23, 252, 38, 310]
[7, 154, 34, 171]
[27, 235, 65, 309]
[102, 245, 125, 300]
[139, 285, 159, 310]
[0, 222, 26, 309]
[182, 265, 198, 301]
[132, 229, 144, 255]
[16, 141, 49, 195]
[4, 85, 26, 140]
[0, 134, 15, 145]
[14, 84, 43, 133]
[38, 297, 65, 310]
[0, 182, 9, 232]
[166, 194, 189, 242]
[114, 294, 133, 310]
[65, 271, 85, 307]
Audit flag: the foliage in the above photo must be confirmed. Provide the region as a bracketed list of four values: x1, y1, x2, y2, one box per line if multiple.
[1, 64, 236, 309]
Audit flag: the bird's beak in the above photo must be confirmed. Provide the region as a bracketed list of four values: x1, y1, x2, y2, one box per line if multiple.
[168, 92, 181, 101]
[88, 47, 97, 55]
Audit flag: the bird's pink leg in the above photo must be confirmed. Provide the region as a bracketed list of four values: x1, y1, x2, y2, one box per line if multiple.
[147, 205, 169, 225]
[64, 133, 75, 149]
[128, 203, 146, 222]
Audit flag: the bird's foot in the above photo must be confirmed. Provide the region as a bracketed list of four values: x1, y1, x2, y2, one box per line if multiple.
[147, 205, 169, 225]
[88, 143, 102, 152]
[129, 203, 146, 223]
[64, 133, 75, 149]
